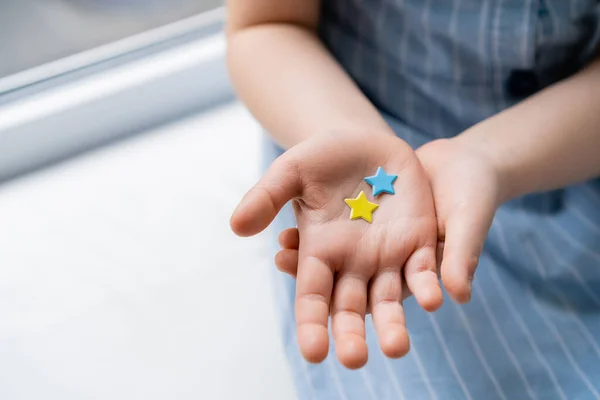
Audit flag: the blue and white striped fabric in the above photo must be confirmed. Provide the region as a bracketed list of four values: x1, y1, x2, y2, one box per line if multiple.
[263, 1, 600, 399]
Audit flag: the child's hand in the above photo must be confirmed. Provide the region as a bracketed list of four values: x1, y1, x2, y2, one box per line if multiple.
[415, 138, 502, 304]
[230, 131, 442, 369]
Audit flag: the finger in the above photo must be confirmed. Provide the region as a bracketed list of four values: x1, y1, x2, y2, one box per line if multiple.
[440, 211, 492, 304]
[366, 279, 411, 314]
[369, 270, 410, 358]
[230, 157, 302, 237]
[331, 274, 369, 369]
[296, 256, 334, 364]
[275, 249, 298, 278]
[278, 228, 300, 250]
[404, 245, 443, 312]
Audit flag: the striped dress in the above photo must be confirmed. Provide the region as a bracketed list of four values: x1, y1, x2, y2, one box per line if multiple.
[262, 1, 600, 399]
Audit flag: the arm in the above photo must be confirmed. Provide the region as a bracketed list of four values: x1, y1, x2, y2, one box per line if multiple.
[226, 0, 392, 149]
[456, 57, 600, 201]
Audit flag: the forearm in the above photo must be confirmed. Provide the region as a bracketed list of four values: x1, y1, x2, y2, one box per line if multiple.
[456, 58, 600, 201]
[227, 24, 392, 149]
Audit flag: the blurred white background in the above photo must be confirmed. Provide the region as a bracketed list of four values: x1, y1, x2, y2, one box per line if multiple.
[0, 103, 297, 399]
[0, 0, 222, 78]
[0, 2, 298, 398]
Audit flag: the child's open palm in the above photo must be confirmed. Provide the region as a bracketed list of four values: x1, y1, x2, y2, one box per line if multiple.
[230, 131, 442, 369]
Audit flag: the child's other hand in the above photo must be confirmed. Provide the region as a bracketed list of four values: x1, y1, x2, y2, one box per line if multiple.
[415, 138, 502, 304]
[230, 131, 442, 369]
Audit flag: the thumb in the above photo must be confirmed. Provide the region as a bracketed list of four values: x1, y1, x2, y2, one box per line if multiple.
[230, 156, 302, 237]
[439, 207, 495, 304]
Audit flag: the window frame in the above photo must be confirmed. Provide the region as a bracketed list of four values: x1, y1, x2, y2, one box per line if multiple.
[0, 6, 233, 183]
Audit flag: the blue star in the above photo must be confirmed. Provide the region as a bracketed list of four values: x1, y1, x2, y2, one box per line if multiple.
[364, 166, 397, 196]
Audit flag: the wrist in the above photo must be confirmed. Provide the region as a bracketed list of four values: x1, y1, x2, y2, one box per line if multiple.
[320, 124, 398, 139]
[449, 132, 515, 205]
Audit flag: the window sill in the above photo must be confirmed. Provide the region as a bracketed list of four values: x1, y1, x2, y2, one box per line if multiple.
[0, 9, 233, 183]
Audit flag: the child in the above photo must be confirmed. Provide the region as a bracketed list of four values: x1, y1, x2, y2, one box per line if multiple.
[228, 1, 600, 399]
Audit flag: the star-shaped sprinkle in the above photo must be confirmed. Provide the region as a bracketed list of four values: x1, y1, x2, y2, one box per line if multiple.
[364, 166, 398, 196]
[344, 191, 379, 223]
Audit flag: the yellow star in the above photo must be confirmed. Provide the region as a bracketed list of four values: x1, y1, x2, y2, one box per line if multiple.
[344, 191, 379, 223]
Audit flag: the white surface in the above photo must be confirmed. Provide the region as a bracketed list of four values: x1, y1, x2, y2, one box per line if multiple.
[0, 103, 296, 400]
